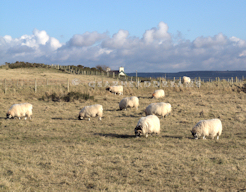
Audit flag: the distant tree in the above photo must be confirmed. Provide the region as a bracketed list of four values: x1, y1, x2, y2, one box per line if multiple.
[96, 65, 108, 72]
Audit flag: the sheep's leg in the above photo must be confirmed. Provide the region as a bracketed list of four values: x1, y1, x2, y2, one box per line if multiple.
[145, 133, 148, 138]
[24, 117, 27, 120]
[88, 118, 90, 121]
[99, 117, 101, 121]
[125, 108, 126, 111]
[203, 136, 206, 139]
[217, 136, 219, 140]
[18, 117, 21, 120]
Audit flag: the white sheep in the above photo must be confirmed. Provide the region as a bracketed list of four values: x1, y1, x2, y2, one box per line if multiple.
[6, 103, 33, 120]
[182, 76, 191, 84]
[108, 85, 123, 95]
[78, 104, 103, 121]
[191, 119, 222, 140]
[145, 102, 171, 118]
[152, 89, 165, 99]
[119, 96, 139, 110]
[135, 115, 160, 138]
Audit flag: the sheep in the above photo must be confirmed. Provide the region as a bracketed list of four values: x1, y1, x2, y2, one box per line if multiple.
[182, 76, 191, 84]
[135, 115, 160, 138]
[119, 96, 139, 110]
[191, 119, 222, 140]
[145, 102, 171, 118]
[107, 85, 123, 95]
[78, 104, 103, 121]
[152, 89, 165, 99]
[6, 103, 33, 120]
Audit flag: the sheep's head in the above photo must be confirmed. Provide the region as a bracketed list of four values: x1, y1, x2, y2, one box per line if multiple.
[135, 126, 142, 137]
[6, 112, 12, 119]
[191, 130, 198, 139]
[78, 115, 83, 120]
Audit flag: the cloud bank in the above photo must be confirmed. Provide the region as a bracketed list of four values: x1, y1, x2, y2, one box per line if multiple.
[1, 21, 246, 72]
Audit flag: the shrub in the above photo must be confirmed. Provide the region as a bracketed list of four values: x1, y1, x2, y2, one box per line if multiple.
[40, 92, 94, 102]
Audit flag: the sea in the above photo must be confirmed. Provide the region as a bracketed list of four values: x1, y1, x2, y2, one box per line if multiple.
[126, 71, 246, 82]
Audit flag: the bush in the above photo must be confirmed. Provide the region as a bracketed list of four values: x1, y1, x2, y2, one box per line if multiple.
[40, 92, 94, 102]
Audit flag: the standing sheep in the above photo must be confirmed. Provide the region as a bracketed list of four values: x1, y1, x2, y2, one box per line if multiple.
[145, 102, 171, 118]
[78, 104, 103, 121]
[182, 76, 191, 84]
[135, 115, 160, 138]
[191, 119, 222, 140]
[107, 85, 123, 95]
[152, 89, 165, 99]
[6, 103, 33, 120]
[119, 96, 139, 110]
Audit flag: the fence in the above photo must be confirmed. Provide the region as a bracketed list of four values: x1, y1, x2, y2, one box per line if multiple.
[1, 76, 245, 95]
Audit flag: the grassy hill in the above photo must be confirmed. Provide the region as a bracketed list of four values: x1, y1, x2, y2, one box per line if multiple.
[0, 67, 246, 191]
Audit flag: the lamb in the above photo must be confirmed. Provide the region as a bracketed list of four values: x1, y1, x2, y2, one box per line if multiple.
[145, 102, 171, 118]
[119, 96, 139, 110]
[78, 104, 103, 121]
[135, 115, 160, 138]
[191, 119, 222, 140]
[6, 103, 33, 120]
[107, 85, 123, 95]
[182, 76, 191, 84]
[152, 89, 165, 99]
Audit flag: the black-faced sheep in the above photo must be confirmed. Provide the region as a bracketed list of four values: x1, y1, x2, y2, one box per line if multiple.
[78, 104, 103, 121]
[107, 85, 123, 95]
[6, 103, 33, 120]
[135, 115, 160, 138]
[191, 118, 222, 140]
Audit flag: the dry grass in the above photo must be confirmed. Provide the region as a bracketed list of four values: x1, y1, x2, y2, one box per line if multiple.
[0, 68, 246, 191]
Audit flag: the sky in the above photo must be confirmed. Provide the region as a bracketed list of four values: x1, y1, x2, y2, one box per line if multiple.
[1, 0, 246, 72]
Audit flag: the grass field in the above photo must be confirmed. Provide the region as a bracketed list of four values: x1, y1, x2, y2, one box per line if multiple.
[0, 68, 246, 191]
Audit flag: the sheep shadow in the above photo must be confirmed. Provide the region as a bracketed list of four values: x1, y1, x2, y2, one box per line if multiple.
[94, 133, 136, 138]
[52, 117, 78, 120]
[162, 135, 193, 140]
[138, 96, 153, 99]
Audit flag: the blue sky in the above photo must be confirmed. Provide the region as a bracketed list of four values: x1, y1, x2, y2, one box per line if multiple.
[1, 0, 246, 72]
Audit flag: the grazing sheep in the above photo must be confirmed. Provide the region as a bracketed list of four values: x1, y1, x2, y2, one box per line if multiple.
[191, 119, 222, 140]
[145, 102, 171, 118]
[182, 76, 191, 84]
[6, 103, 33, 120]
[107, 85, 123, 95]
[78, 104, 103, 121]
[135, 115, 160, 138]
[119, 96, 139, 110]
[152, 89, 165, 99]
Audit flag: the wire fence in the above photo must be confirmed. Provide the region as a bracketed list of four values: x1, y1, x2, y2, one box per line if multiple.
[1, 76, 245, 95]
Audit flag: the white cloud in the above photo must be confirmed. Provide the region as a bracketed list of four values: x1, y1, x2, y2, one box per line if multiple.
[67, 32, 107, 47]
[1, 22, 246, 72]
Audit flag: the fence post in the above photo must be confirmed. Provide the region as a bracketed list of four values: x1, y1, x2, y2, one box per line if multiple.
[4, 78, 6, 94]
[67, 78, 70, 92]
[136, 70, 138, 84]
[113, 72, 115, 78]
[235, 76, 238, 83]
[35, 78, 37, 93]
[231, 77, 233, 85]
